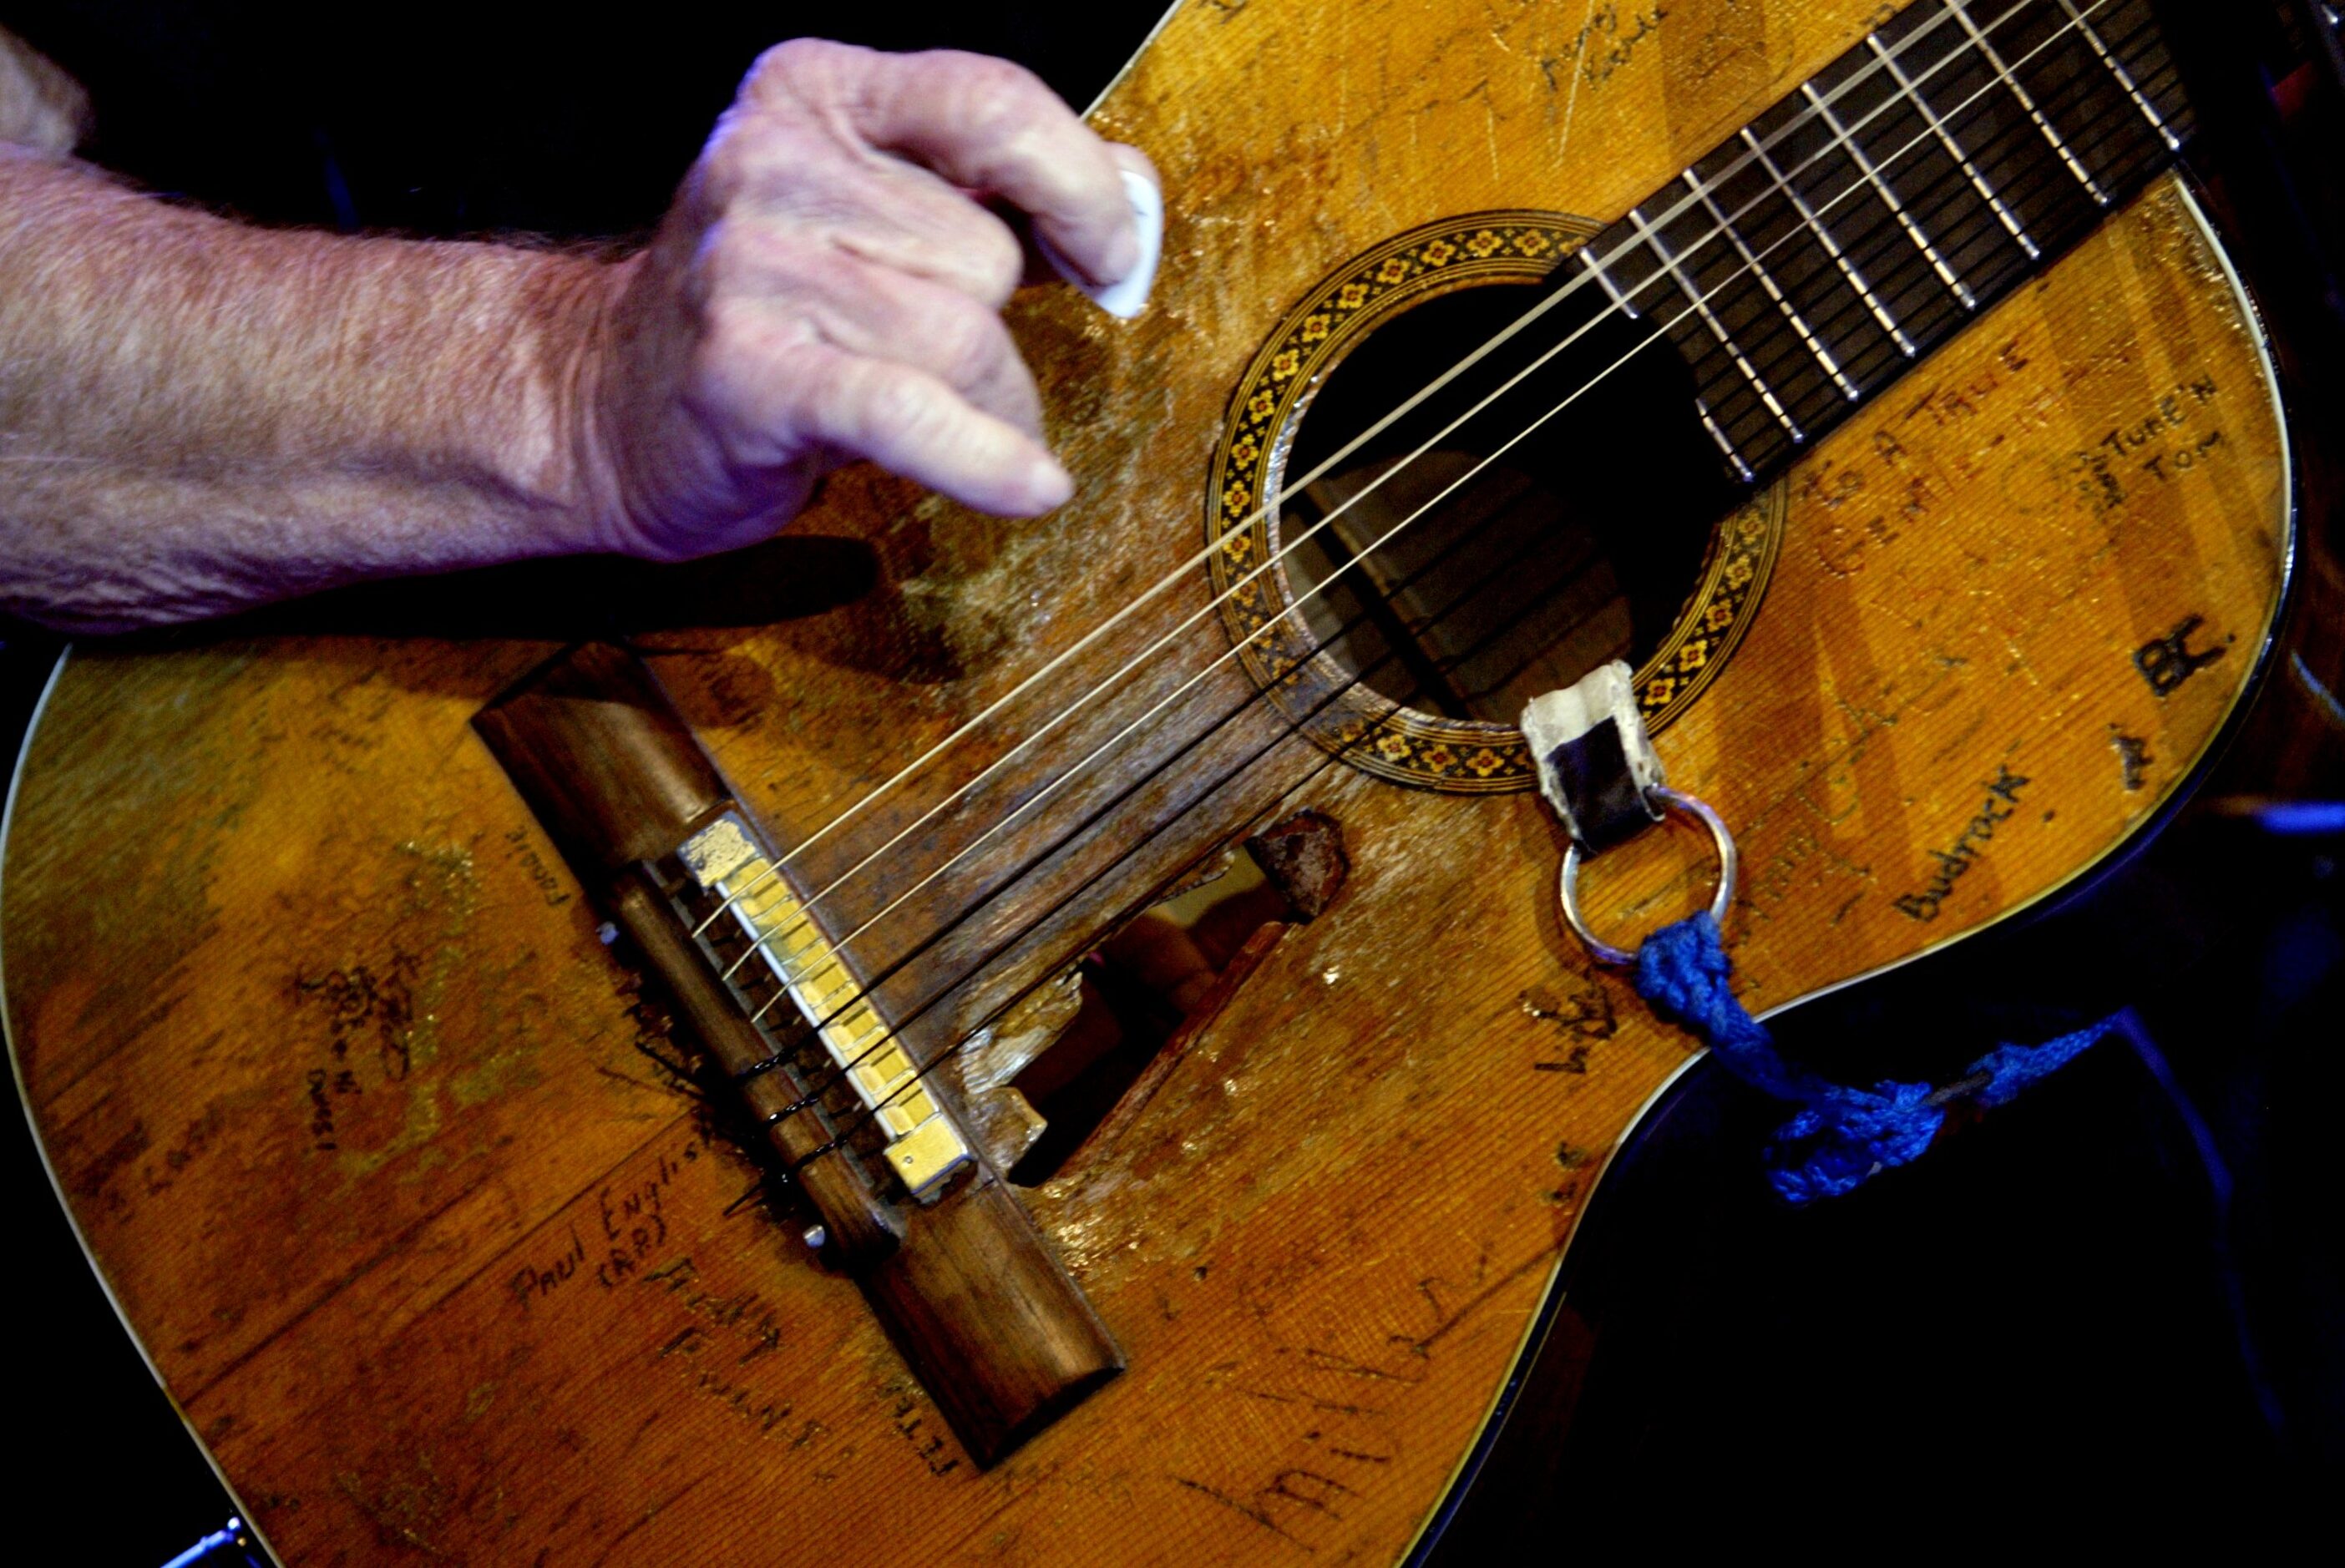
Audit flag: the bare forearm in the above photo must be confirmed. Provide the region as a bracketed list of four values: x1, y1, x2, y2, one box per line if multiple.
[0, 150, 615, 631]
[0, 43, 1149, 632]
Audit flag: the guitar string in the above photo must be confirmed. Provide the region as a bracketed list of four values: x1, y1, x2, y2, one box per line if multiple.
[686, 0, 2044, 945]
[724, 39, 2175, 1161]
[741, 3, 2166, 1017]
[691, 0, 2025, 956]
[696, 7, 2139, 1120]
[727, 420, 1602, 1048]
[742, 483, 1599, 1165]
[728, 3, 2164, 1129]
[1644, 8, 2174, 430]
[711, 510, 1541, 1134]
[712, 455, 1573, 1084]
[708, 0, 2140, 1019]
[767, 51, 2177, 1179]
[797, 87, 2180, 1176]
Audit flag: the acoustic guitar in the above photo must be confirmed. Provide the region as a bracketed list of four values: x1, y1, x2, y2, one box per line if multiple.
[2, 0, 2293, 1560]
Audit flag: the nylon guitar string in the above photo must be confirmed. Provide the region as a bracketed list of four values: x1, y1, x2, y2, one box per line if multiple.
[646, 0, 2169, 1155]
[686, 0, 2058, 945]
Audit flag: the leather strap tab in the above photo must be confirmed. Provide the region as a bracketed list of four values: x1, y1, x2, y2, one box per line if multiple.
[1521, 660, 1665, 857]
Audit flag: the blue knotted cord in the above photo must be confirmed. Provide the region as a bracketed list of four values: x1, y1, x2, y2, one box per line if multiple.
[1631, 911, 2116, 1205]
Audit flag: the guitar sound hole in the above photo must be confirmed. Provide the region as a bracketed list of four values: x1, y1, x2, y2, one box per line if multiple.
[1279, 277, 1737, 722]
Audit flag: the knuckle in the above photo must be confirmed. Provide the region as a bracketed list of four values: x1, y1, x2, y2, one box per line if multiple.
[929, 299, 1010, 386]
[959, 218, 1025, 303]
[696, 112, 813, 212]
[853, 364, 940, 445]
[742, 37, 848, 104]
[694, 119, 776, 215]
[951, 55, 1054, 141]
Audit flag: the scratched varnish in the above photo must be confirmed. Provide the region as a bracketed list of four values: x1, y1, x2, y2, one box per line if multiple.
[0, 2, 2289, 1562]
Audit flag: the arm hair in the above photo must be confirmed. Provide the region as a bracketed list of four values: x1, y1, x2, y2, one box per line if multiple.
[0, 150, 621, 632]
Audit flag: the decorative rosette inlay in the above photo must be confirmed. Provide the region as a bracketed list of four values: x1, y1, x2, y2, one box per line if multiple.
[1204, 210, 1786, 792]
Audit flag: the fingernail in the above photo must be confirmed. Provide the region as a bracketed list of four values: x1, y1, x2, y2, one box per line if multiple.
[1029, 455, 1074, 512]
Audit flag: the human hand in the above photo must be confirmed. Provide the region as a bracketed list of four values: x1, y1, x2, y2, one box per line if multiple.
[577, 40, 1155, 561]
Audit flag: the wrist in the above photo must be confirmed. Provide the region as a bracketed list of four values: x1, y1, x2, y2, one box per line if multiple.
[495, 247, 635, 561]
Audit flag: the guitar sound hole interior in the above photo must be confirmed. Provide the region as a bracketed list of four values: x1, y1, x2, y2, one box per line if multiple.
[1279, 277, 1739, 723]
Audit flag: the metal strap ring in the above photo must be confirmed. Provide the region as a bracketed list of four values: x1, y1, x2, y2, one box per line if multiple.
[1558, 787, 1739, 967]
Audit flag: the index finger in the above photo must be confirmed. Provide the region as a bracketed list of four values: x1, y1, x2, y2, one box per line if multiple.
[750, 42, 1142, 290]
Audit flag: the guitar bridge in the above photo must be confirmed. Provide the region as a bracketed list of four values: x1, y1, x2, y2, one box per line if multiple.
[474, 642, 1121, 1467]
[677, 815, 974, 1201]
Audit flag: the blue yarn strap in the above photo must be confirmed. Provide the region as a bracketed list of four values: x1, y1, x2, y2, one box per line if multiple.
[1630, 912, 2116, 1205]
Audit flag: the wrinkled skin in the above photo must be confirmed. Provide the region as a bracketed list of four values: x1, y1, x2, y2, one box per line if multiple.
[583, 39, 1158, 561]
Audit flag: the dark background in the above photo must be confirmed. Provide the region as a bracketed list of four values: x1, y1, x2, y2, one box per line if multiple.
[3, 3, 2340, 1560]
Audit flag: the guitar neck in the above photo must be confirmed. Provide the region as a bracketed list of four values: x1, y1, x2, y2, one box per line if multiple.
[1577, 0, 2191, 485]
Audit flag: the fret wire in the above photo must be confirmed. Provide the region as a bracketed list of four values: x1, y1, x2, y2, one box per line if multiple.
[699, 2, 2109, 979]
[1709, 57, 2164, 418]
[1735, 124, 1919, 357]
[1885, 71, 2167, 352]
[1910, 16, 2173, 277]
[2052, 0, 2181, 150]
[1635, 0, 2171, 472]
[1625, 203, 1807, 443]
[1683, 149, 1990, 418]
[1864, 30, 2041, 260]
[1577, 247, 1643, 320]
[1944, 0, 2110, 205]
[1694, 394, 1758, 483]
[1754, 0, 2166, 379]
[1798, 79, 1978, 311]
[1680, 169, 1861, 399]
[1822, 73, 2119, 336]
[717, 3, 2195, 1162]
[748, 9, 2125, 1055]
[1647, 33, 2193, 569]
[1668, 24, 2181, 459]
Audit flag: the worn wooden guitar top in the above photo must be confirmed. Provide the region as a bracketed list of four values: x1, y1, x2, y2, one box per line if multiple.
[2, 1, 2291, 1561]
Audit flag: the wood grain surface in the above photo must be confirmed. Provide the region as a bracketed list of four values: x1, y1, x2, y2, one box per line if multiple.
[2, 2, 2291, 1562]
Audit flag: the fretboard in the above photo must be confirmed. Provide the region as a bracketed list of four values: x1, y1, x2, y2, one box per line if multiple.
[1576, 0, 2191, 485]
